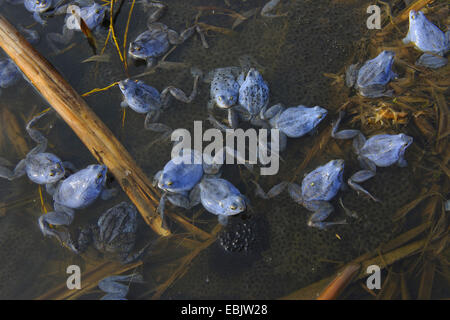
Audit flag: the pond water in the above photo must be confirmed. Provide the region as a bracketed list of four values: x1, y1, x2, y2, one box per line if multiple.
[0, 0, 445, 300]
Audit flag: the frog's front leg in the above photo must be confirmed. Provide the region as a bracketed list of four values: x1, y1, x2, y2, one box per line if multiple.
[304, 200, 347, 230]
[26, 111, 50, 155]
[331, 111, 362, 140]
[99, 274, 144, 300]
[345, 64, 360, 88]
[144, 1, 167, 24]
[100, 187, 118, 201]
[347, 169, 380, 202]
[33, 11, 47, 26]
[416, 53, 448, 69]
[261, 0, 288, 18]
[252, 180, 288, 199]
[47, 26, 75, 52]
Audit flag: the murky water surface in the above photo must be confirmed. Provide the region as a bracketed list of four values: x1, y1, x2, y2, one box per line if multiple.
[0, 0, 441, 299]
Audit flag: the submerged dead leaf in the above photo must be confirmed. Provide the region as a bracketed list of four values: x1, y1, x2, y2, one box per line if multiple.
[82, 54, 111, 63]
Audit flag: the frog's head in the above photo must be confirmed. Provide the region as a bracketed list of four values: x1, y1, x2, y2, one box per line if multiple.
[398, 134, 413, 153]
[310, 106, 328, 127]
[85, 164, 108, 188]
[221, 195, 246, 216]
[128, 40, 151, 60]
[408, 10, 426, 26]
[90, 4, 106, 27]
[27, 152, 65, 184]
[245, 68, 263, 81]
[214, 90, 238, 109]
[26, 0, 51, 12]
[118, 79, 138, 94]
[329, 159, 345, 173]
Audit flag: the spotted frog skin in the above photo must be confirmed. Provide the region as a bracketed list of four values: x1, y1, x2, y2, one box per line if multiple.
[207, 67, 270, 129]
[76, 202, 148, 263]
[118, 71, 201, 135]
[254, 160, 348, 230]
[346, 50, 397, 98]
[331, 111, 413, 202]
[402, 10, 450, 69]
[38, 164, 117, 249]
[0, 111, 67, 188]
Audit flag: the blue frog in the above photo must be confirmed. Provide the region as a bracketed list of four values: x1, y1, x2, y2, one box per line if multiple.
[0, 110, 68, 189]
[253, 159, 348, 229]
[402, 10, 450, 69]
[331, 111, 413, 202]
[118, 69, 201, 135]
[346, 50, 397, 98]
[38, 164, 117, 249]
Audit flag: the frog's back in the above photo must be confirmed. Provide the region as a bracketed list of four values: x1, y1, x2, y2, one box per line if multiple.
[301, 160, 343, 202]
[136, 29, 170, 58]
[127, 82, 161, 113]
[356, 52, 394, 88]
[162, 157, 203, 192]
[361, 134, 406, 167]
[274, 106, 327, 137]
[200, 178, 240, 215]
[54, 169, 101, 209]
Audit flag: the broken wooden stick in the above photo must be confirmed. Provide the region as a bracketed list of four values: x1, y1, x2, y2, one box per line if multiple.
[0, 15, 169, 236]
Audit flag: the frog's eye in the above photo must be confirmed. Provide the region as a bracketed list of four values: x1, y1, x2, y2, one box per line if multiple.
[218, 96, 222, 101]
[134, 80, 139, 83]
[135, 46, 141, 51]
[36, 0, 39, 4]
[97, 173, 103, 179]
[167, 181, 173, 186]
[49, 171, 55, 177]
[228, 97, 233, 101]
[317, 114, 322, 119]
[230, 205, 237, 210]
[95, 9, 100, 14]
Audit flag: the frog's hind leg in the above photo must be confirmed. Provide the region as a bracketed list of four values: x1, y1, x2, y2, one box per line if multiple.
[331, 111, 363, 140]
[347, 169, 380, 202]
[160, 69, 201, 107]
[0, 158, 26, 181]
[26, 111, 50, 156]
[144, 1, 167, 24]
[252, 180, 288, 199]
[345, 63, 360, 88]
[261, 0, 288, 18]
[38, 205, 79, 250]
[416, 53, 448, 69]
[46, 27, 75, 53]
[144, 112, 172, 138]
[305, 201, 347, 230]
